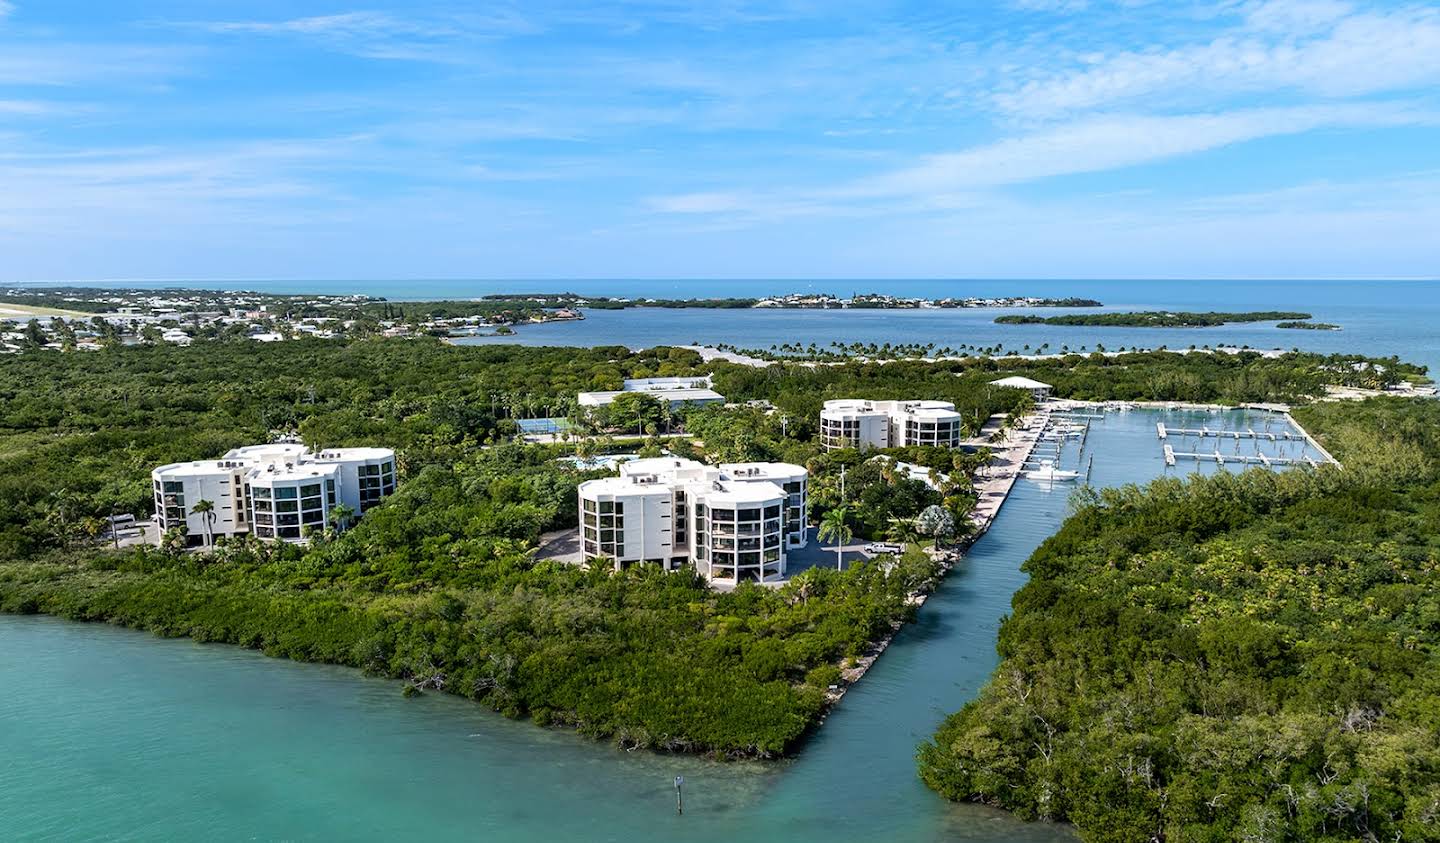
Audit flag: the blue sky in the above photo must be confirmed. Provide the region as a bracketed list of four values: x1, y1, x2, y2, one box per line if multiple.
[0, 0, 1437, 280]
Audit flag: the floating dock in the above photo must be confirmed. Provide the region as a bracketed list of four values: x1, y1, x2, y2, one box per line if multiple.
[1163, 444, 1322, 468]
[1156, 422, 1304, 442]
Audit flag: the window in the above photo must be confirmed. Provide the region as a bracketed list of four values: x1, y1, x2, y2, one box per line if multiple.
[763, 504, 781, 519]
[252, 487, 272, 500]
[162, 481, 184, 493]
[274, 487, 298, 500]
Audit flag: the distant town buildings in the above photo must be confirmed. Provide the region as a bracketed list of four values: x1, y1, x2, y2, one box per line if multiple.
[989, 376, 1053, 400]
[577, 457, 807, 585]
[151, 444, 396, 546]
[819, 399, 964, 450]
[577, 376, 725, 409]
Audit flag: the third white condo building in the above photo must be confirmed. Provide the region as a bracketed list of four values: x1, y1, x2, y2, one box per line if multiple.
[577, 457, 807, 585]
[819, 399, 964, 450]
[152, 443, 397, 546]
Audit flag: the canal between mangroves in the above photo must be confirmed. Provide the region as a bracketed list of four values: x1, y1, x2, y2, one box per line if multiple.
[1, 408, 1326, 842]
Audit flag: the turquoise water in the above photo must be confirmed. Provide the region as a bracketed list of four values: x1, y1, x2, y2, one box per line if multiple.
[1, 408, 1308, 841]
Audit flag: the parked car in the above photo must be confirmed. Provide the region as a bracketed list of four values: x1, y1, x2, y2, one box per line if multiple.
[864, 542, 905, 555]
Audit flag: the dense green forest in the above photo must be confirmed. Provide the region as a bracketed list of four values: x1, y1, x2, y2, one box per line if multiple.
[996, 311, 1312, 327]
[0, 339, 1426, 758]
[1277, 321, 1341, 330]
[919, 397, 1440, 841]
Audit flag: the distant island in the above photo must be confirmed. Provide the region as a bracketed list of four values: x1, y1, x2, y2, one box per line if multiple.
[488, 292, 1104, 310]
[1277, 320, 1340, 330]
[996, 310, 1311, 328]
[1, 287, 1104, 351]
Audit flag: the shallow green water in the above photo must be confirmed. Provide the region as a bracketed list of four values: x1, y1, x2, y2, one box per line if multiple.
[1, 409, 1318, 841]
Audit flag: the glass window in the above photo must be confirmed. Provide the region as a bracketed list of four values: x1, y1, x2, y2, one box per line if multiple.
[252, 488, 272, 500]
[301, 483, 321, 497]
[274, 487, 298, 500]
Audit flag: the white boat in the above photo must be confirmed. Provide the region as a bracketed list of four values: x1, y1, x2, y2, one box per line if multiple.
[1025, 459, 1080, 482]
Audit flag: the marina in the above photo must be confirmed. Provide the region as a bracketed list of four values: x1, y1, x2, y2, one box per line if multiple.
[3, 407, 1237, 842]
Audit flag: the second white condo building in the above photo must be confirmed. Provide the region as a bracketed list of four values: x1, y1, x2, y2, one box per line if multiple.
[819, 399, 964, 450]
[152, 444, 397, 546]
[577, 457, 807, 585]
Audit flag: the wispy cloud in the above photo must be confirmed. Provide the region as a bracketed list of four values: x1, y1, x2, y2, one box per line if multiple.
[650, 101, 1438, 218]
[175, 9, 539, 60]
[992, 2, 1440, 117]
[0, 1, 14, 22]
[852, 102, 1435, 195]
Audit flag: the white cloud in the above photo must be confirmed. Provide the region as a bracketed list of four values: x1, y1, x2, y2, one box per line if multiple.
[993, 3, 1440, 117]
[649, 102, 1436, 218]
[178, 9, 539, 60]
[0, 100, 56, 115]
[196, 12, 441, 38]
[860, 103, 1433, 195]
[0, 2, 13, 22]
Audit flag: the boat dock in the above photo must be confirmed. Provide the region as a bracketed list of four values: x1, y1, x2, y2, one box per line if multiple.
[1163, 444, 1321, 468]
[968, 411, 1046, 530]
[1156, 422, 1305, 441]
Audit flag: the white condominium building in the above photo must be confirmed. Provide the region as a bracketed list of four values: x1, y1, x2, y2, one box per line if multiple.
[152, 444, 397, 546]
[577, 457, 807, 585]
[577, 376, 725, 409]
[819, 399, 964, 450]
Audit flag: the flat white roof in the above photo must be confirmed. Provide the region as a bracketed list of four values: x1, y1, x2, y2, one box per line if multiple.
[224, 443, 308, 462]
[703, 481, 787, 506]
[314, 447, 394, 462]
[990, 376, 1053, 390]
[719, 462, 807, 481]
[619, 456, 706, 476]
[153, 460, 239, 479]
[621, 376, 712, 390]
[249, 462, 342, 483]
[578, 387, 725, 406]
[821, 398, 960, 419]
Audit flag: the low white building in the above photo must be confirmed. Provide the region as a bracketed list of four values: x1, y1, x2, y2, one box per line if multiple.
[152, 444, 397, 546]
[989, 376, 1053, 400]
[577, 376, 725, 409]
[819, 399, 964, 450]
[577, 457, 807, 585]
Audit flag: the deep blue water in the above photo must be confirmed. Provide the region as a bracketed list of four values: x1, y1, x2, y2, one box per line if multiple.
[19, 278, 1433, 370]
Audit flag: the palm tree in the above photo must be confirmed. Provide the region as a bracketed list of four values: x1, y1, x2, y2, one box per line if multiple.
[329, 503, 356, 534]
[190, 499, 217, 547]
[818, 506, 853, 571]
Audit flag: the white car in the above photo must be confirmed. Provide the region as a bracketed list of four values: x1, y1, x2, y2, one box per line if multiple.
[864, 542, 905, 555]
